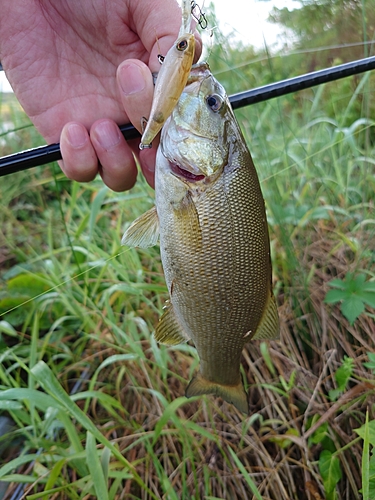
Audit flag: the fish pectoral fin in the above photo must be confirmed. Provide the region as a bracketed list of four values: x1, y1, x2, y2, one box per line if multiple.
[121, 206, 159, 248]
[154, 300, 190, 345]
[174, 193, 202, 248]
[252, 291, 280, 341]
[185, 373, 249, 414]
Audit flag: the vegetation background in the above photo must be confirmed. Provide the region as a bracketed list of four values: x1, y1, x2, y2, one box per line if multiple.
[0, 0, 375, 498]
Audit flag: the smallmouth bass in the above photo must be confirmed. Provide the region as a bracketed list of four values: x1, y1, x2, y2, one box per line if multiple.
[123, 62, 279, 414]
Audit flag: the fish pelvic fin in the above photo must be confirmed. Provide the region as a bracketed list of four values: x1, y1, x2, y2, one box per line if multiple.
[185, 373, 249, 414]
[121, 206, 159, 248]
[252, 291, 280, 341]
[155, 300, 190, 345]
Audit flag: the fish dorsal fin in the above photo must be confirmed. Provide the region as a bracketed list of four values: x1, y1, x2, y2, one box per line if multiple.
[252, 292, 280, 340]
[154, 300, 190, 345]
[121, 206, 159, 248]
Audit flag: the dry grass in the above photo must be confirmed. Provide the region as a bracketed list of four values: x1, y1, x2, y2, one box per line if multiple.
[3, 220, 373, 500]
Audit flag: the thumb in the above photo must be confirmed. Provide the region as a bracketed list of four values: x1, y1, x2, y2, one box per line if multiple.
[117, 59, 154, 134]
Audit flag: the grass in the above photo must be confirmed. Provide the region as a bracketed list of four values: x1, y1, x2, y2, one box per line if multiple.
[1, 38, 375, 500]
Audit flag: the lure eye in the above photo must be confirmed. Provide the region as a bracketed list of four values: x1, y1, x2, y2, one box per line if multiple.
[176, 39, 188, 51]
[206, 94, 223, 112]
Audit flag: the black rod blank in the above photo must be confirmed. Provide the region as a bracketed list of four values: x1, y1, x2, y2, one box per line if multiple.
[1, 55, 375, 177]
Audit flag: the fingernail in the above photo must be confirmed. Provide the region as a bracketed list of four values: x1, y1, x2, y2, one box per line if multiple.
[95, 121, 121, 150]
[66, 123, 88, 148]
[119, 63, 146, 95]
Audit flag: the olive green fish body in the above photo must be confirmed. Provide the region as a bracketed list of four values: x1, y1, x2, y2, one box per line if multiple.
[123, 63, 279, 414]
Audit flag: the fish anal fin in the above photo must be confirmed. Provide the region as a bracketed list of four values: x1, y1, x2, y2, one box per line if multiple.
[185, 373, 249, 414]
[121, 206, 159, 248]
[252, 291, 280, 341]
[154, 300, 190, 345]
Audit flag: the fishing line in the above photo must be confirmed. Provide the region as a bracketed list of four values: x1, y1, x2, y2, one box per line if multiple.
[1, 247, 132, 317]
[214, 41, 375, 77]
[261, 121, 375, 184]
[1, 56, 375, 176]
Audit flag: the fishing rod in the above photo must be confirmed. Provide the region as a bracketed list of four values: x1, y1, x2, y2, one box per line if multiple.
[1, 55, 375, 177]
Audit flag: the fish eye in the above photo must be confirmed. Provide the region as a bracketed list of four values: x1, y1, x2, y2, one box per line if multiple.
[206, 94, 223, 112]
[176, 39, 188, 51]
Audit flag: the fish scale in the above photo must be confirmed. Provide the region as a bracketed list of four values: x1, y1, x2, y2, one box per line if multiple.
[122, 62, 279, 414]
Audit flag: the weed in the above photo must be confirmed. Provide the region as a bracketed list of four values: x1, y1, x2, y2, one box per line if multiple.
[1, 14, 375, 499]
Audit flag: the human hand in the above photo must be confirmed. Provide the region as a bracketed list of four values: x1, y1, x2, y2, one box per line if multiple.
[0, 0, 202, 190]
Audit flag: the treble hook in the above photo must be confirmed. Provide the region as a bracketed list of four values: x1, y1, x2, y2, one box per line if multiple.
[191, 1, 208, 30]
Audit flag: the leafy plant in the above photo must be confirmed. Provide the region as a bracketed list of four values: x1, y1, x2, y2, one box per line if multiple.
[329, 356, 354, 401]
[1, 7, 375, 497]
[325, 273, 375, 325]
[363, 352, 375, 374]
[318, 450, 342, 500]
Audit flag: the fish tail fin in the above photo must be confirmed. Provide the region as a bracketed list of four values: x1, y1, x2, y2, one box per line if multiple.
[185, 373, 248, 414]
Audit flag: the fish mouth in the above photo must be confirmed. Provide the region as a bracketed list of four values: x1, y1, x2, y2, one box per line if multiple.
[169, 162, 205, 182]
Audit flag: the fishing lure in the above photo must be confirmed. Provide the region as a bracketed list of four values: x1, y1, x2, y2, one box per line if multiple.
[139, 0, 197, 150]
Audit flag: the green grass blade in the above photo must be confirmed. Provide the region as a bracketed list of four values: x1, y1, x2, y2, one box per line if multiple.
[362, 411, 370, 500]
[0, 388, 63, 412]
[0, 454, 40, 479]
[228, 447, 263, 500]
[44, 458, 66, 492]
[30, 360, 157, 499]
[86, 432, 109, 500]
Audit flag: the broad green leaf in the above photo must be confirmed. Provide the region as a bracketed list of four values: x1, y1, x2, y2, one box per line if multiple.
[341, 296, 365, 325]
[360, 292, 375, 308]
[327, 279, 346, 290]
[353, 274, 366, 286]
[309, 422, 329, 444]
[355, 420, 375, 447]
[324, 289, 349, 303]
[319, 450, 342, 494]
[325, 275, 375, 323]
[363, 282, 375, 292]
[6, 273, 49, 296]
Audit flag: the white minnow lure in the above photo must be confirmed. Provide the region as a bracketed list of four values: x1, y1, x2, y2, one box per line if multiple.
[139, 0, 196, 150]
